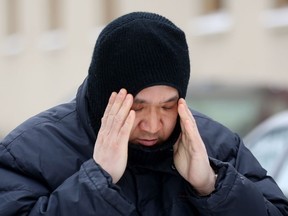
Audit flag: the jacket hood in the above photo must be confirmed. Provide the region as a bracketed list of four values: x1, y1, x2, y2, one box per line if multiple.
[76, 77, 96, 142]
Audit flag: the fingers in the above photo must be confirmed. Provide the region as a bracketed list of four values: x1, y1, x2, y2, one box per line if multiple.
[178, 98, 193, 120]
[103, 92, 117, 117]
[179, 99, 210, 156]
[178, 98, 201, 143]
[101, 89, 134, 135]
[114, 93, 134, 132]
[101, 92, 117, 129]
[94, 89, 134, 184]
[178, 98, 196, 135]
[120, 110, 135, 140]
[105, 89, 127, 131]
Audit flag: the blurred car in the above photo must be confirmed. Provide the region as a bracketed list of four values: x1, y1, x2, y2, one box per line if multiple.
[243, 110, 288, 197]
[187, 85, 288, 136]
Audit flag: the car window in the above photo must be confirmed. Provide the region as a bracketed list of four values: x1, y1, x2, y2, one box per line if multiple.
[276, 155, 288, 197]
[249, 128, 288, 176]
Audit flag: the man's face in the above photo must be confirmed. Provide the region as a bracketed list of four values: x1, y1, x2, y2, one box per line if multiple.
[129, 85, 179, 146]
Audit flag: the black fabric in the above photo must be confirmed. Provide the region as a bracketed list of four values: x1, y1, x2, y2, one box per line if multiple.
[87, 12, 190, 134]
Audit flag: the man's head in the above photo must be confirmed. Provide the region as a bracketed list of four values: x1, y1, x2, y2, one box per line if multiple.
[87, 12, 190, 137]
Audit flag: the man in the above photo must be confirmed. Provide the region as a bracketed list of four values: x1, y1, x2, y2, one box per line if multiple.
[0, 12, 287, 216]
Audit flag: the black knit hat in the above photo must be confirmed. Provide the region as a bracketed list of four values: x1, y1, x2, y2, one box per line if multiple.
[87, 12, 190, 134]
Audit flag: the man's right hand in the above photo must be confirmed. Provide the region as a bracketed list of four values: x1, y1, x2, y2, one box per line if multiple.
[93, 89, 135, 183]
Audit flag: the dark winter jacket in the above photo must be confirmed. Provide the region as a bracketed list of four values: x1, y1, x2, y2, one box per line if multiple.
[0, 79, 287, 216]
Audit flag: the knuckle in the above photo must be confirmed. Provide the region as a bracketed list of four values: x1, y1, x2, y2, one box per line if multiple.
[190, 117, 196, 125]
[114, 115, 123, 124]
[98, 127, 106, 136]
[107, 112, 116, 120]
[101, 116, 107, 123]
[119, 127, 128, 137]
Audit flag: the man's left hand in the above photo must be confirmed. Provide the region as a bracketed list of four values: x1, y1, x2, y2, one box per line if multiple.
[173, 98, 216, 196]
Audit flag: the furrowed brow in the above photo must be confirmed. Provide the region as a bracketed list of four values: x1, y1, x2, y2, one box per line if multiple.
[133, 95, 179, 104]
[161, 95, 179, 104]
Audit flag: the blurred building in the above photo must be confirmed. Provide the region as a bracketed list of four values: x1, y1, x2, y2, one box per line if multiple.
[1, 0, 288, 138]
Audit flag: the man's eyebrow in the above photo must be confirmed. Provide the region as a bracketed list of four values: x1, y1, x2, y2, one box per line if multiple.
[160, 95, 179, 103]
[133, 95, 179, 104]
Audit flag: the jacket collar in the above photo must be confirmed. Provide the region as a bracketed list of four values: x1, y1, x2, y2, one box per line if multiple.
[76, 77, 96, 142]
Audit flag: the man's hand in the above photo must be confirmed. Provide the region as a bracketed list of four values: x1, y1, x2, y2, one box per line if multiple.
[93, 89, 135, 183]
[173, 98, 216, 196]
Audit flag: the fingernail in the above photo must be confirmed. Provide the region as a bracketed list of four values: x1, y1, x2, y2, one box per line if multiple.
[111, 92, 117, 97]
[119, 88, 126, 94]
[126, 94, 133, 101]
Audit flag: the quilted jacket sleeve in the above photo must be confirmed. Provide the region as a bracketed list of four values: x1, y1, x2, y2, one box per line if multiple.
[0, 157, 135, 216]
[187, 134, 288, 216]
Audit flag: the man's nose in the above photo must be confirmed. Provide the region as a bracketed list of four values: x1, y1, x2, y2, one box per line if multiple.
[140, 109, 162, 134]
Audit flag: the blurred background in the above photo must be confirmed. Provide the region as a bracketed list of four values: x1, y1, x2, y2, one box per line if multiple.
[2, 0, 288, 198]
[1, 0, 288, 140]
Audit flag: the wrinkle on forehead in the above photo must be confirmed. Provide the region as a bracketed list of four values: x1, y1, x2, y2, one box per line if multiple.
[133, 86, 179, 105]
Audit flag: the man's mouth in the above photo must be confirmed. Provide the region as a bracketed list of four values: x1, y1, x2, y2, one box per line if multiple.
[136, 139, 158, 146]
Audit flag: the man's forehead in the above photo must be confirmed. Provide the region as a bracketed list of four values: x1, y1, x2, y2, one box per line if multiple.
[133, 86, 178, 102]
[133, 94, 179, 104]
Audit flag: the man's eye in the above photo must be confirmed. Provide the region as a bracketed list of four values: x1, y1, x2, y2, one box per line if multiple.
[132, 105, 143, 112]
[162, 106, 173, 110]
